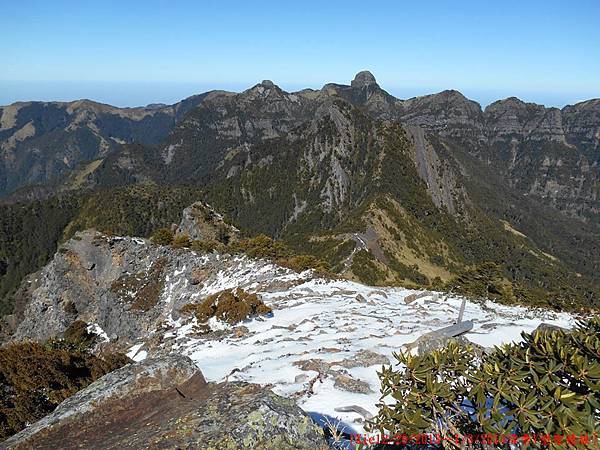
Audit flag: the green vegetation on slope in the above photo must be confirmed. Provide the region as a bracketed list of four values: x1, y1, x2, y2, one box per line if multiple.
[0, 195, 83, 316]
[339, 125, 600, 310]
[0, 184, 205, 316]
[371, 317, 600, 440]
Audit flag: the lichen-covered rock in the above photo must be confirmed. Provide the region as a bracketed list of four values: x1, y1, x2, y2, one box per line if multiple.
[187, 382, 326, 449]
[333, 374, 373, 394]
[335, 349, 390, 368]
[416, 334, 484, 357]
[2, 355, 327, 450]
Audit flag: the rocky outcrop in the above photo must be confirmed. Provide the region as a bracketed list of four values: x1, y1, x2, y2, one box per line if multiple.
[2, 355, 327, 449]
[350, 71, 378, 88]
[176, 201, 240, 243]
[2, 229, 307, 352]
[484, 97, 566, 142]
[405, 125, 466, 214]
[563, 99, 600, 156]
[479, 97, 600, 219]
[398, 90, 486, 142]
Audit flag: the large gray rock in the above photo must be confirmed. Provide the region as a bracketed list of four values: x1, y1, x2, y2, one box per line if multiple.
[403, 321, 482, 356]
[2, 355, 327, 450]
[416, 334, 484, 357]
[533, 322, 568, 334]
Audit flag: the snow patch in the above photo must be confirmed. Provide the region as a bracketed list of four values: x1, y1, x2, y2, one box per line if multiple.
[160, 276, 576, 433]
[86, 323, 109, 343]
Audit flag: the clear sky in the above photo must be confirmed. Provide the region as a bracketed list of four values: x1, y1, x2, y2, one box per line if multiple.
[1, 0, 599, 108]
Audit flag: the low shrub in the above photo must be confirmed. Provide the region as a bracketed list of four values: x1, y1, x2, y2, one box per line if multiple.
[370, 317, 600, 446]
[150, 227, 174, 246]
[190, 239, 221, 253]
[227, 235, 289, 259]
[180, 288, 272, 325]
[63, 320, 97, 349]
[171, 234, 192, 248]
[277, 254, 331, 274]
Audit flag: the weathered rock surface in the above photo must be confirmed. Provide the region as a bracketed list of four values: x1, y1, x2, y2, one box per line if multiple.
[403, 321, 483, 356]
[2, 229, 307, 352]
[2, 355, 327, 450]
[533, 322, 568, 334]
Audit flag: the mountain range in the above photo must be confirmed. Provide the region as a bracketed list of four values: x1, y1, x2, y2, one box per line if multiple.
[1, 71, 599, 315]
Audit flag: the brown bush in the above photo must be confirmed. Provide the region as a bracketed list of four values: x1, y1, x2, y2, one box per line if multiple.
[190, 239, 222, 253]
[63, 320, 96, 348]
[149, 227, 174, 246]
[277, 254, 330, 274]
[171, 234, 191, 248]
[180, 288, 272, 325]
[0, 341, 130, 440]
[226, 235, 289, 259]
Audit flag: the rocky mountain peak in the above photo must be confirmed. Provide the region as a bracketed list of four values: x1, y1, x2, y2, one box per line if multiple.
[484, 97, 542, 115]
[241, 80, 286, 101]
[436, 89, 473, 104]
[351, 70, 378, 88]
[260, 80, 276, 88]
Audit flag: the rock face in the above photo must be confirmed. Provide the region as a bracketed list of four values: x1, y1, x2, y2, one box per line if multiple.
[2, 229, 307, 351]
[2, 71, 599, 223]
[2, 355, 327, 450]
[85, 74, 600, 221]
[350, 70, 378, 88]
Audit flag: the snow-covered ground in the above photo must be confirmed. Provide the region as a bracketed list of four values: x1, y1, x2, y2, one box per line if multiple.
[130, 267, 576, 434]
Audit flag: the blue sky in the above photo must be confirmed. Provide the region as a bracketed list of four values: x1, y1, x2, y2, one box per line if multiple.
[1, 0, 599, 107]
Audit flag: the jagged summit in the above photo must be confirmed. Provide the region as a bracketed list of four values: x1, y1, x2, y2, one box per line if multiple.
[350, 70, 378, 88]
[260, 80, 276, 88]
[241, 80, 286, 99]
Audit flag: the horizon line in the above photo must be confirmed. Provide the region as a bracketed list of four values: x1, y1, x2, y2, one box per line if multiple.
[0, 78, 597, 110]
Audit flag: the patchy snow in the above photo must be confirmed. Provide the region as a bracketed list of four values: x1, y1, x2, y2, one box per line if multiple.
[126, 343, 147, 361]
[157, 272, 576, 434]
[132, 350, 148, 362]
[207, 316, 230, 331]
[86, 323, 109, 343]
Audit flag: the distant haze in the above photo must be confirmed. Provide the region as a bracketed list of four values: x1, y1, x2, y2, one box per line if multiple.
[0, 79, 595, 109]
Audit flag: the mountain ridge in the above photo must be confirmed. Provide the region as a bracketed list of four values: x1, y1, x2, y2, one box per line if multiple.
[0, 71, 599, 315]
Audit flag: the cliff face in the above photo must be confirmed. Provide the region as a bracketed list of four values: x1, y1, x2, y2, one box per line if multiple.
[481, 98, 600, 220]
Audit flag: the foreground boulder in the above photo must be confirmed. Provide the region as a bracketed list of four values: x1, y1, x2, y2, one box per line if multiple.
[2, 355, 326, 450]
